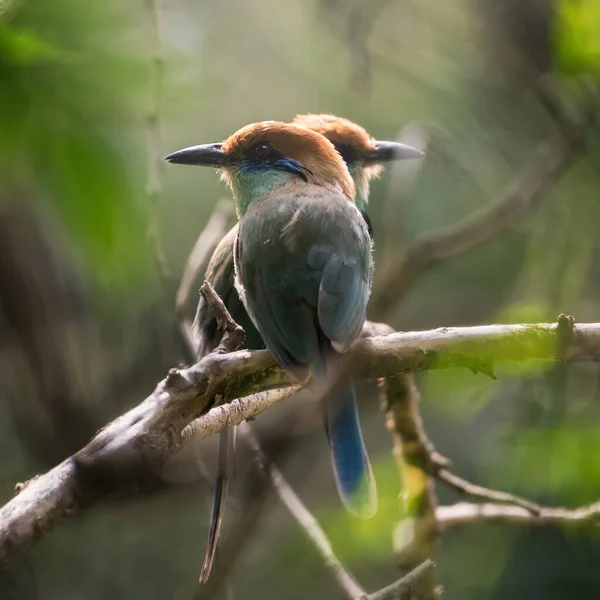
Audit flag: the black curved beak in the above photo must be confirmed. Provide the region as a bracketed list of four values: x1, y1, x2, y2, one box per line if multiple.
[164, 143, 227, 167]
[364, 141, 424, 164]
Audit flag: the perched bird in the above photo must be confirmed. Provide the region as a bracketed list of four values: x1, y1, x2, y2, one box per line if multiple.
[168, 120, 376, 509]
[172, 117, 423, 582]
[292, 113, 422, 227]
[193, 115, 422, 356]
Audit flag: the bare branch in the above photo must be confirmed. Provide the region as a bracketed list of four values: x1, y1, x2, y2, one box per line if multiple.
[368, 560, 436, 600]
[242, 424, 367, 600]
[437, 501, 600, 530]
[199, 281, 245, 353]
[0, 461, 78, 568]
[3, 320, 600, 565]
[371, 100, 596, 315]
[175, 199, 235, 326]
[179, 388, 299, 447]
[436, 469, 541, 514]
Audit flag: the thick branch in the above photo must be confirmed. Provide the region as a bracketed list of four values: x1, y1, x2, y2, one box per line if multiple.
[2, 320, 600, 566]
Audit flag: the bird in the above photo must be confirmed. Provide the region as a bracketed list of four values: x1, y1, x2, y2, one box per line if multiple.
[292, 113, 422, 231]
[193, 115, 422, 356]
[168, 118, 423, 582]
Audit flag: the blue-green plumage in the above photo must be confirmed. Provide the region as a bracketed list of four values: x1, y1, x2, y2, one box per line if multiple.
[234, 184, 376, 516]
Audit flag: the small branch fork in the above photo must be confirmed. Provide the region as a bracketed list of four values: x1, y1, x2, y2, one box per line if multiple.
[198, 281, 245, 354]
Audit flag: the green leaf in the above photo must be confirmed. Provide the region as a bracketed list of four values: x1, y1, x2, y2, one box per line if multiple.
[555, 0, 600, 75]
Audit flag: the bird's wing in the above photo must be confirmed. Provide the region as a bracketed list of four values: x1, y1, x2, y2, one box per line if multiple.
[236, 219, 318, 379]
[317, 248, 370, 352]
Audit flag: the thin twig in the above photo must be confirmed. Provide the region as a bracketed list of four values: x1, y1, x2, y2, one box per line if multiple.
[145, 0, 169, 284]
[185, 365, 371, 600]
[199, 281, 245, 353]
[368, 560, 436, 600]
[242, 423, 368, 600]
[437, 501, 600, 530]
[436, 469, 541, 514]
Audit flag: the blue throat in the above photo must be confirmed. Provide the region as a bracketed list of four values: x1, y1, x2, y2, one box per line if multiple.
[233, 159, 308, 215]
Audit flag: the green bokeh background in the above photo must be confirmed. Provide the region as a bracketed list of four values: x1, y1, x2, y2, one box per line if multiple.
[1, 0, 600, 598]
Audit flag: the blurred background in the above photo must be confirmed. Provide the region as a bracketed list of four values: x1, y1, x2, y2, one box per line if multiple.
[1, 0, 600, 598]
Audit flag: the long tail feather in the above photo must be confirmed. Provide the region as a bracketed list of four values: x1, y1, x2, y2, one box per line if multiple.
[324, 378, 377, 518]
[199, 427, 232, 583]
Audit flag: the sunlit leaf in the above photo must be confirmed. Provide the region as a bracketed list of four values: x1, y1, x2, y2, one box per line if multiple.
[555, 0, 600, 75]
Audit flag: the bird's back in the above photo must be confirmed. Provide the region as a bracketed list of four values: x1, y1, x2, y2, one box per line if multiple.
[236, 185, 372, 379]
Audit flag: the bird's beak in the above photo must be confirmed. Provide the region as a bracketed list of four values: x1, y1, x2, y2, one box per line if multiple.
[164, 143, 228, 167]
[364, 141, 424, 164]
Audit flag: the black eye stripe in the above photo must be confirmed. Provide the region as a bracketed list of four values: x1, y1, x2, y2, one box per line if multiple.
[334, 143, 360, 164]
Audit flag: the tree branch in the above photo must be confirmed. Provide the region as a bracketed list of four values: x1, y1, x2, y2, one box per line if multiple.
[436, 468, 541, 514]
[368, 560, 436, 600]
[3, 320, 600, 567]
[198, 281, 245, 354]
[179, 387, 300, 447]
[242, 423, 368, 600]
[437, 501, 600, 530]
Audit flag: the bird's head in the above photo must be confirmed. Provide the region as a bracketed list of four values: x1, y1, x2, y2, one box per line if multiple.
[293, 113, 423, 210]
[166, 121, 355, 216]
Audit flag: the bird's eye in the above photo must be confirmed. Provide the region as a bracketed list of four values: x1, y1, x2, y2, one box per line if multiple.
[251, 141, 273, 160]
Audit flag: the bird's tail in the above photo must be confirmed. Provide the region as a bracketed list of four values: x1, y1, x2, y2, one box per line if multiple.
[199, 426, 235, 583]
[324, 377, 377, 518]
